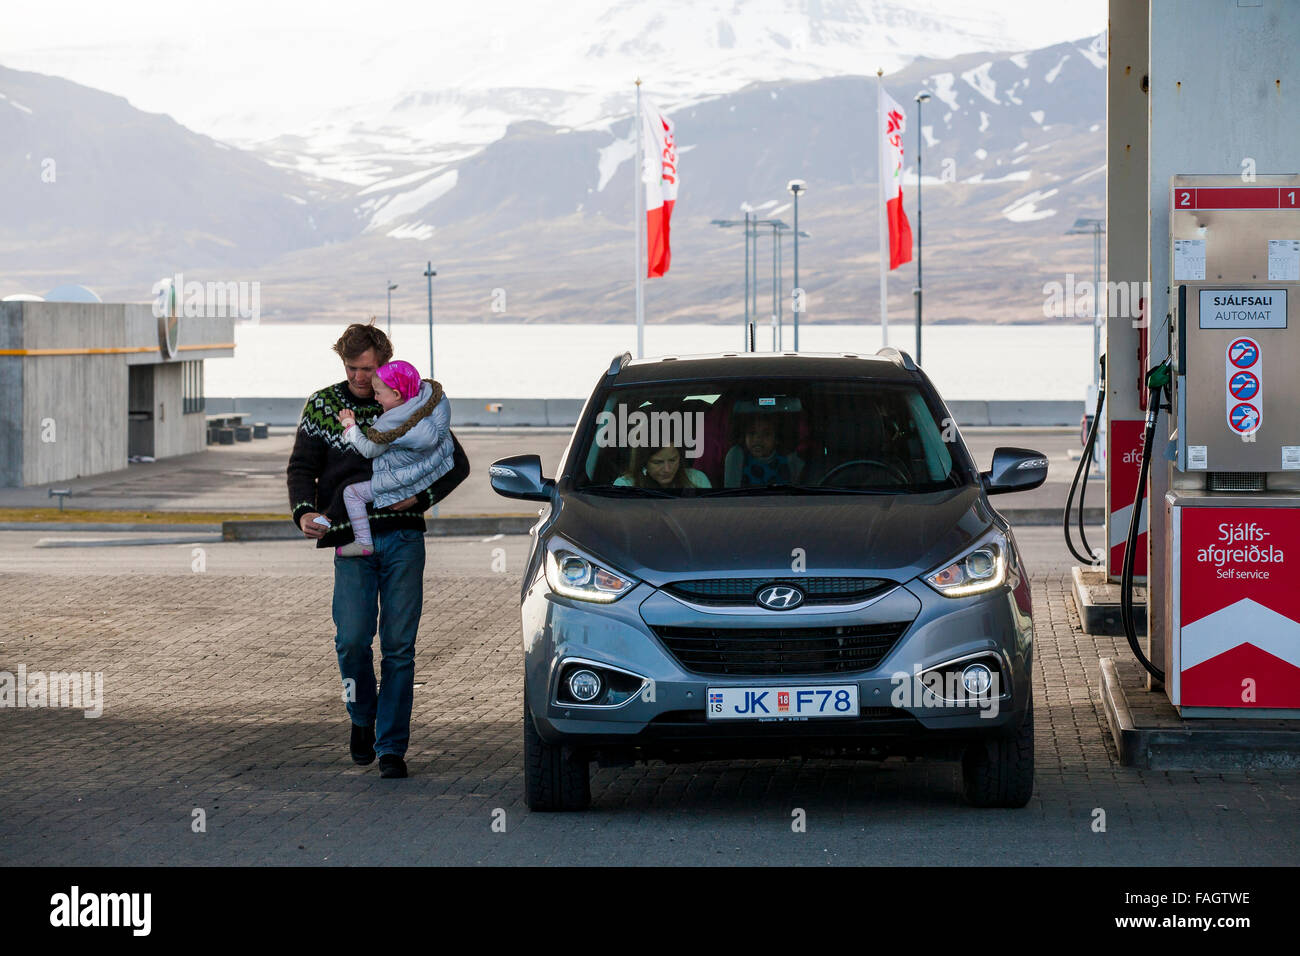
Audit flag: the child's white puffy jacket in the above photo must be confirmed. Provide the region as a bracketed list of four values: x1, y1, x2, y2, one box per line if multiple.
[344, 379, 454, 507]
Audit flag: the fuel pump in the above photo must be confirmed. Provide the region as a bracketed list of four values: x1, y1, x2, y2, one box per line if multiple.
[1152, 174, 1300, 715]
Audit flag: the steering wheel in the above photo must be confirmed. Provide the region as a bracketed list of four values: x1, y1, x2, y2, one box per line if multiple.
[817, 458, 910, 487]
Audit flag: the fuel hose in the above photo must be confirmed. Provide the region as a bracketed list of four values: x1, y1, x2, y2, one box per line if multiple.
[1120, 363, 1170, 683]
[1065, 354, 1106, 565]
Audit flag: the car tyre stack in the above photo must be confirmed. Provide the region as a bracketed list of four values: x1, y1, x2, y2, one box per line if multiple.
[523, 695, 592, 811]
[961, 697, 1035, 808]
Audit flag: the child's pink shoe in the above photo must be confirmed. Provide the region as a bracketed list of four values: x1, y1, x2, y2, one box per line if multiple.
[335, 542, 374, 558]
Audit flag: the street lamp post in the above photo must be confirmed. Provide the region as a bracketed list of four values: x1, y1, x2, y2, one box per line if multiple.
[787, 180, 806, 351]
[715, 215, 803, 351]
[423, 261, 436, 379]
[745, 211, 752, 349]
[776, 223, 784, 349]
[913, 91, 930, 366]
[1066, 218, 1106, 387]
[386, 280, 398, 335]
[755, 219, 799, 350]
[751, 213, 760, 345]
[712, 215, 755, 350]
[769, 220, 780, 350]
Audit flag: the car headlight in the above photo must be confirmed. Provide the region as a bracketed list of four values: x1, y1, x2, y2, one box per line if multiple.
[544, 540, 637, 603]
[924, 530, 1008, 597]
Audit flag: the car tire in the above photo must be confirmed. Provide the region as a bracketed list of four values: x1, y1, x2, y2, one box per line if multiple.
[960, 697, 1034, 808]
[523, 695, 591, 811]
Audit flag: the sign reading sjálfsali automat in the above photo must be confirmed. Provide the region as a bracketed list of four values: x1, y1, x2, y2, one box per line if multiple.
[1199, 289, 1287, 329]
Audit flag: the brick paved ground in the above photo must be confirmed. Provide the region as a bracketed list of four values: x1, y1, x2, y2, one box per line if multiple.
[0, 528, 1297, 865]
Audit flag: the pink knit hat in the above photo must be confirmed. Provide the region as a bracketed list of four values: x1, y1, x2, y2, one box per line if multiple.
[374, 360, 422, 403]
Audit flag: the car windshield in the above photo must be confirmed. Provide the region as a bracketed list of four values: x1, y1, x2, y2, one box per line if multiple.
[569, 377, 973, 496]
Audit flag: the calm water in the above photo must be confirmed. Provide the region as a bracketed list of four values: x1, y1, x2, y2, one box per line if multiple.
[205, 322, 1096, 401]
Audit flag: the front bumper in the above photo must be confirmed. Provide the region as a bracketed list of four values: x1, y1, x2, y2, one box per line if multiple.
[521, 567, 1033, 758]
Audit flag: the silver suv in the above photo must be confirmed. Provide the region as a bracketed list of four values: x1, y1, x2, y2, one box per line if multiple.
[491, 350, 1046, 810]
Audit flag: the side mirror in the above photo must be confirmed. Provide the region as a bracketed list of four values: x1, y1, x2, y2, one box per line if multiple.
[489, 454, 555, 501]
[982, 447, 1048, 495]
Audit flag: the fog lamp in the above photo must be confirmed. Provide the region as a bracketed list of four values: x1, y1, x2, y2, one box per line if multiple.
[962, 663, 993, 696]
[567, 669, 602, 702]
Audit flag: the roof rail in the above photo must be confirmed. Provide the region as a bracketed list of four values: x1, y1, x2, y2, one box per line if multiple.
[875, 347, 917, 371]
[607, 351, 633, 376]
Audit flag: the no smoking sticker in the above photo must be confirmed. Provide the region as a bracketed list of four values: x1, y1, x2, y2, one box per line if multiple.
[1228, 338, 1259, 368]
[1229, 402, 1261, 434]
[1226, 337, 1263, 434]
[1228, 371, 1260, 401]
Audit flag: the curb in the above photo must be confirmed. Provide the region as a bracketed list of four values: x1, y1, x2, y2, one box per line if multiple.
[222, 515, 538, 541]
[1099, 657, 1139, 765]
[1072, 565, 1147, 636]
[4, 508, 1090, 537]
[0, 522, 224, 534]
[1100, 657, 1300, 769]
[35, 534, 225, 549]
[999, 507, 1105, 527]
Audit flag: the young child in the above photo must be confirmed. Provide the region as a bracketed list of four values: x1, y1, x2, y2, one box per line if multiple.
[724, 414, 804, 487]
[335, 360, 454, 557]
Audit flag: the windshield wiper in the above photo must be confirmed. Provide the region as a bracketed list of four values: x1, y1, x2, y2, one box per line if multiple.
[578, 483, 678, 498]
[698, 483, 904, 497]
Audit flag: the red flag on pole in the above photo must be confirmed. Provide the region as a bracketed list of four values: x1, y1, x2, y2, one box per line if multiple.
[879, 87, 913, 271]
[642, 98, 678, 277]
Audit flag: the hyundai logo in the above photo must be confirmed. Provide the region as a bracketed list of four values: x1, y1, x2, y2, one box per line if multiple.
[756, 585, 804, 610]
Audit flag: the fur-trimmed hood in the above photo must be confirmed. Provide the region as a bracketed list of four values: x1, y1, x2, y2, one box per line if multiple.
[364, 379, 445, 444]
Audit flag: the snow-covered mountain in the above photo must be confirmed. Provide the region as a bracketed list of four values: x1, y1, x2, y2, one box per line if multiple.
[352, 33, 1106, 243]
[0, 31, 1107, 324]
[0, 64, 356, 292]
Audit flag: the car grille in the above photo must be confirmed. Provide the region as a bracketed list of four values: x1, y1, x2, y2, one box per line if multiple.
[651, 621, 911, 676]
[664, 576, 893, 607]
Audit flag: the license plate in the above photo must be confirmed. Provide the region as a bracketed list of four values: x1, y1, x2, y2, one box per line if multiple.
[706, 684, 859, 721]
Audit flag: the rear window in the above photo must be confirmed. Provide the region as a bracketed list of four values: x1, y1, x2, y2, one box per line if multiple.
[569, 377, 973, 497]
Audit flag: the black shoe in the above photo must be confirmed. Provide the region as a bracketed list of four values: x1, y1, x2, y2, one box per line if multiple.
[350, 723, 376, 765]
[378, 754, 408, 778]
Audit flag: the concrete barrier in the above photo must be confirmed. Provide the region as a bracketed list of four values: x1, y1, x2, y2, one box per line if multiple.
[205, 397, 307, 426]
[211, 397, 1082, 428]
[945, 400, 1084, 427]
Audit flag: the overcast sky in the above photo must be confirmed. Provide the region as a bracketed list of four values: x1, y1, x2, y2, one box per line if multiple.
[2, 0, 1105, 50]
[1, 0, 1107, 145]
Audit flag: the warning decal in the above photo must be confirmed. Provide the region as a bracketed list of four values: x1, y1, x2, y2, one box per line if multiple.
[1225, 337, 1263, 435]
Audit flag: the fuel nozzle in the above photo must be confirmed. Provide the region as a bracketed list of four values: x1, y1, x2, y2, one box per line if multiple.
[1145, 360, 1172, 391]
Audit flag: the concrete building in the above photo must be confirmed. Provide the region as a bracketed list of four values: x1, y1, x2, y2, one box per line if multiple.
[0, 302, 234, 486]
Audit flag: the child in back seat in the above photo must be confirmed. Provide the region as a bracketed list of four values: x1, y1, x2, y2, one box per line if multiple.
[723, 414, 804, 487]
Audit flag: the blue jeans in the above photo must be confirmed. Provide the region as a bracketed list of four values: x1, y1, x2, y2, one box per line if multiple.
[332, 527, 426, 758]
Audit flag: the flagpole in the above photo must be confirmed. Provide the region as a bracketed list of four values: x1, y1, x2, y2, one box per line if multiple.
[876, 68, 889, 348]
[634, 79, 645, 359]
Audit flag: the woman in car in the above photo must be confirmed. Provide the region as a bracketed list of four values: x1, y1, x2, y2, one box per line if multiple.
[615, 443, 711, 489]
